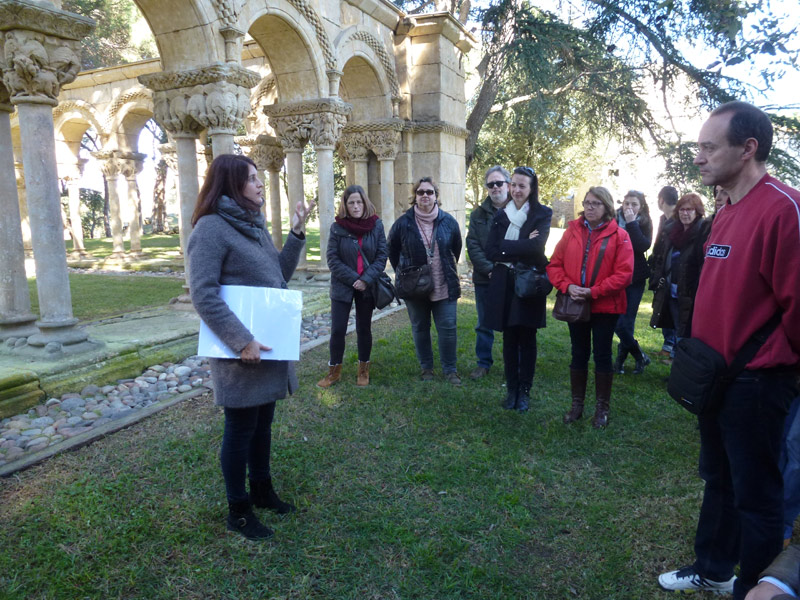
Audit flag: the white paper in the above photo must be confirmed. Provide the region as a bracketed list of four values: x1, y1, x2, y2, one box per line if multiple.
[197, 285, 303, 361]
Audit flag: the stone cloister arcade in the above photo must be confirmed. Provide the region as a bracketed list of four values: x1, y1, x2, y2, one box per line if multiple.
[0, 0, 473, 355]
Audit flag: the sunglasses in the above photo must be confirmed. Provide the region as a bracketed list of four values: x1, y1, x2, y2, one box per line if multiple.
[416, 189, 436, 196]
[486, 181, 506, 189]
[516, 166, 536, 178]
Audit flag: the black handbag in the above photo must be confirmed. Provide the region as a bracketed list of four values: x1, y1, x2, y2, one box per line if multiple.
[667, 312, 782, 415]
[552, 237, 609, 323]
[514, 263, 553, 299]
[394, 221, 437, 301]
[354, 242, 395, 310]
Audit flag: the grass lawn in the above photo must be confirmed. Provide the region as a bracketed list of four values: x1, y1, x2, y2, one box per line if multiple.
[28, 274, 185, 322]
[0, 292, 705, 599]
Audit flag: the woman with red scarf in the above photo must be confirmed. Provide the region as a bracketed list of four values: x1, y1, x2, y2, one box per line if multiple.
[317, 185, 388, 387]
[650, 192, 712, 353]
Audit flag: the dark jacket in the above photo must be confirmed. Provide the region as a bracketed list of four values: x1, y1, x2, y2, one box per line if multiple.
[326, 220, 388, 303]
[466, 197, 500, 285]
[484, 202, 553, 330]
[387, 206, 462, 301]
[616, 209, 652, 284]
[650, 217, 712, 337]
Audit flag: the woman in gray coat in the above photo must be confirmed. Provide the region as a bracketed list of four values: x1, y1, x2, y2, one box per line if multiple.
[187, 154, 312, 541]
[317, 185, 387, 388]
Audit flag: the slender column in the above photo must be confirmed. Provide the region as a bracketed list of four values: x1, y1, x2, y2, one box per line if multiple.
[0, 99, 38, 340]
[65, 158, 87, 255]
[284, 148, 306, 266]
[268, 170, 283, 249]
[353, 159, 369, 189]
[249, 134, 285, 249]
[314, 146, 335, 269]
[15, 162, 32, 250]
[120, 153, 145, 255]
[379, 158, 396, 229]
[174, 135, 200, 281]
[94, 151, 125, 256]
[211, 133, 235, 157]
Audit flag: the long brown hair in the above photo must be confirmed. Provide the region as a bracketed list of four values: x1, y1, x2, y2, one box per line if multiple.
[191, 154, 260, 226]
[337, 185, 377, 219]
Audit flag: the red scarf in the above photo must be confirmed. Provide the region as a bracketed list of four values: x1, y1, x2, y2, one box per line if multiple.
[335, 215, 378, 236]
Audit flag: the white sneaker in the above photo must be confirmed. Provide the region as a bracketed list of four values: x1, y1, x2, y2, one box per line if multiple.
[658, 566, 735, 594]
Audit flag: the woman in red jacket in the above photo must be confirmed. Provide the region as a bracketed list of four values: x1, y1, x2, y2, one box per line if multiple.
[547, 186, 634, 428]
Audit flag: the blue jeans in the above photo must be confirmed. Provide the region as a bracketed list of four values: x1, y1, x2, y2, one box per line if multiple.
[780, 396, 800, 539]
[405, 297, 458, 373]
[473, 283, 494, 369]
[567, 313, 618, 373]
[614, 280, 645, 352]
[220, 402, 276, 504]
[693, 370, 796, 599]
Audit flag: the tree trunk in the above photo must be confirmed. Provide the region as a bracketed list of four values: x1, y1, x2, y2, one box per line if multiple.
[102, 175, 111, 238]
[151, 159, 167, 233]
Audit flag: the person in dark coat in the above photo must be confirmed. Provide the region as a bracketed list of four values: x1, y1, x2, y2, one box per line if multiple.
[484, 166, 552, 412]
[317, 185, 387, 388]
[613, 190, 653, 375]
[465, 165, 511, 379]
[388, 177, 463, 385]
[652, 185, 679, 356]
[649, 192, 712, 349]
[187, 154, 312, 541]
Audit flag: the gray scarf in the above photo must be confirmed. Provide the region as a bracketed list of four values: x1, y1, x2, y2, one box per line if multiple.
[216, 195, 267, 244]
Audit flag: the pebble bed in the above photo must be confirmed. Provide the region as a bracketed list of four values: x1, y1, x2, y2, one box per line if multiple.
[0, 310, 358, 469]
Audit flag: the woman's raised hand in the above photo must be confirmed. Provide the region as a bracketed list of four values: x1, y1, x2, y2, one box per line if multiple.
[291, 198, 315, 235]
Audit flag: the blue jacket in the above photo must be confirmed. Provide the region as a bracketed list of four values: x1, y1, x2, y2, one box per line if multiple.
[387, 206, 462, 301]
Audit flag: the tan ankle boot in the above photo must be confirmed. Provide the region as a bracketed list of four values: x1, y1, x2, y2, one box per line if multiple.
[356, 361, 370, 386]
[317, 364, 342, 388]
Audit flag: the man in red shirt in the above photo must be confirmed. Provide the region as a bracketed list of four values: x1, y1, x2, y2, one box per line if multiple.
[659, 102, 800, 599]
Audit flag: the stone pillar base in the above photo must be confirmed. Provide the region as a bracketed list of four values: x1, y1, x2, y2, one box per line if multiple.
[0, 315, 40, 341]
[11, 338, 104, 358]
[27, 318, 88, 347]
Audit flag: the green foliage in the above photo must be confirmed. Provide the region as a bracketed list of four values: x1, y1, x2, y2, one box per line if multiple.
[63, 0, 157, 69]
[79, 188, 105, 239]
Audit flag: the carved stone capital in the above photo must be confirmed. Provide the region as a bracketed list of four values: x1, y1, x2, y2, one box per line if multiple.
[264, 98, 351, 151]
[0, 0, 95, 41]
[365, 129, 401, 160]
[0, 81, 12, 112]
[1, 29, 83, 105]
[249, 134, 285, 172]
[138, 63, 260, 92]
[338, 131, 370, 162]
[92, 150, 122, 178]
[119, 152, 146, 180]
[158, 142, 178, 173]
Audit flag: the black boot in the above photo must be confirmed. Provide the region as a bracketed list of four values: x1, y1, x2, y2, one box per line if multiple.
[250, 477, 296, 514]
[613, 345, 629, 374]
[516, 384, 531, 413]
[630, 341, 651, 375]
[592, 371, 613, 429]
[502, 384, 518, 410]
[227, 501, 274, 540]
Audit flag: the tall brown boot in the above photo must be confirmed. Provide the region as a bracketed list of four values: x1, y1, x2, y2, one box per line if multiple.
[317, 363, 342, 388]
[563, 368, 588, 424]
[356, 361, 370, 386]
[592, 371, 613, 428]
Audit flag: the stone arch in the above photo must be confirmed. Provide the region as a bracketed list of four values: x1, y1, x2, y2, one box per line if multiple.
[336, 31, 396, 121]
[132, 0, 224, 70]
[244, 3, 329, 101]
[52, 100, 105, 139]
[336, 28, 399, 99]
[104, 88, 154, 152]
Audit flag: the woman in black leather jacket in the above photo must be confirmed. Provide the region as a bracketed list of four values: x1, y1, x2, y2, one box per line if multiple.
[317, 185, 387, 388]
[388, 177, 462, 385]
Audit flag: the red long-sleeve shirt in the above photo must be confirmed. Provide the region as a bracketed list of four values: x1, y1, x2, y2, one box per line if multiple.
[693, 174, 800, 369]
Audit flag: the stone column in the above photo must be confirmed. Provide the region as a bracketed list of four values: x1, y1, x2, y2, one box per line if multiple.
[340, 131, 370, 188]
[1, 5, 97, 352]
[366, 128, 402, 230]
[266, 99, 351, 270]
[120, 152, 145, 255]
[93, 150, 125, 256]
[249, 134, 285, 249]
[64, 158, 87, 256]
[0, 89, 38, 340]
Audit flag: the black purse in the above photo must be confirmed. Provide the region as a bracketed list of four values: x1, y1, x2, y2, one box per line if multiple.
[667, 312, 782, 415]
[354, 242, 395, 310]
[395, 221, 438, 301]
[514, 263, 553, 299]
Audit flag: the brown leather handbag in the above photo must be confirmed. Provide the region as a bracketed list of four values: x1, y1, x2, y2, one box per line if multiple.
[552, 237, 609, 323]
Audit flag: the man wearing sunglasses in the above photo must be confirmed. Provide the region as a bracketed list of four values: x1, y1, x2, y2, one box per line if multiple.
[466, 165, 511, 379]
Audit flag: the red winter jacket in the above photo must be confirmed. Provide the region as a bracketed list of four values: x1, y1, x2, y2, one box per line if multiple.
[547, 217, 634, 314]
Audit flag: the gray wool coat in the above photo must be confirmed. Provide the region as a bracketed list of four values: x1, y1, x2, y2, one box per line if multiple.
[187, 214, 305, 408]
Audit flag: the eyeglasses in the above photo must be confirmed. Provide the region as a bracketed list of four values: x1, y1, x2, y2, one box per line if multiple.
[416, 189, 436, 196]
[583, 201, 603, 209]
[486, 181, 506, 189]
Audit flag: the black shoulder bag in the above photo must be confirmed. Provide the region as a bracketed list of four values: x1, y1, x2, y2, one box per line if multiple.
[353, 241, 395, 310]
[667, 312, 782, 415]
[395, 221, 437, 301]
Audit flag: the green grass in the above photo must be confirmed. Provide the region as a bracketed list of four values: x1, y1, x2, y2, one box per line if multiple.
[0, 292, 705, 599]
[28, 274, 184, 322]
